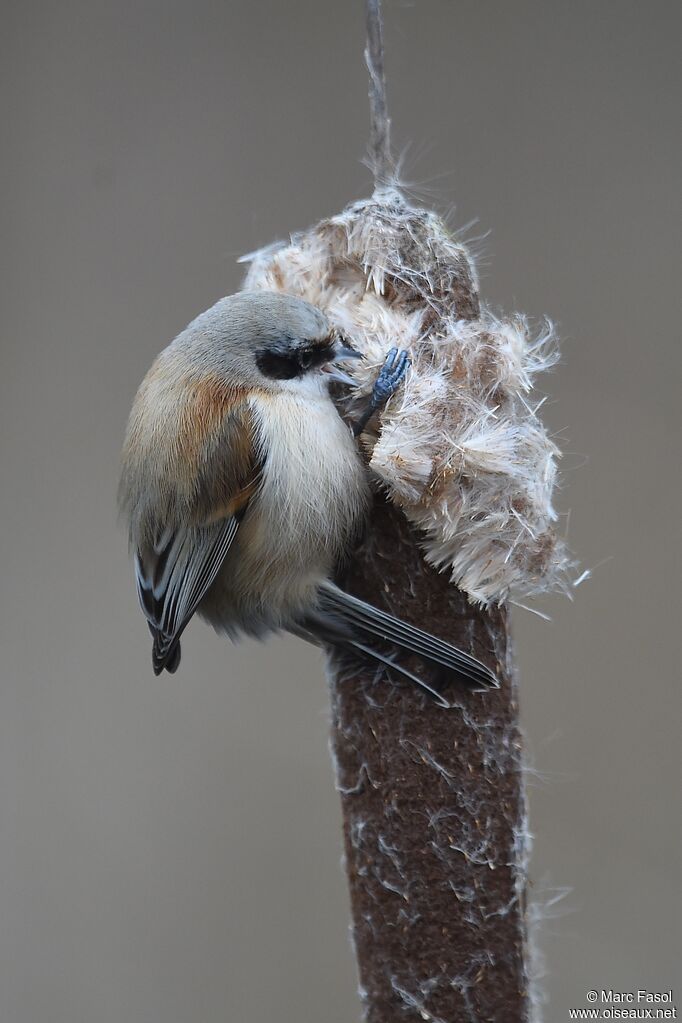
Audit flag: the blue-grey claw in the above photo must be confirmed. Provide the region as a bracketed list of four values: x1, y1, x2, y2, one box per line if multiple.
[352, 349, 411, 437]
[370, 348, 410, 409]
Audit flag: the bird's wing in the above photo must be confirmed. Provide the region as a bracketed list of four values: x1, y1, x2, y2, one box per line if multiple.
[127, 391, 263, 676]
[313, 580, 500, 693]
[135, 517, 242, 675]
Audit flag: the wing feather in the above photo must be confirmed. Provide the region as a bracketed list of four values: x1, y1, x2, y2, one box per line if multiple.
[135, 516, 240, 674]
[121, 378, 263, 675]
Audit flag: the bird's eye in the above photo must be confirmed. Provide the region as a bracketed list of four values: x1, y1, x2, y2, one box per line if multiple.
[299, 350, 313, 370]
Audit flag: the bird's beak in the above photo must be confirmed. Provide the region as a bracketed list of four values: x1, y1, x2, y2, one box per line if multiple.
[333, 345, 363, 362]
[323, 345, 362, 387]
[325, 366, 357, 386]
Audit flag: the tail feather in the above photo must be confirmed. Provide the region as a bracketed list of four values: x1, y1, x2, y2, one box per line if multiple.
[315, 581, 499, 693]
[347, 637, 452, 707]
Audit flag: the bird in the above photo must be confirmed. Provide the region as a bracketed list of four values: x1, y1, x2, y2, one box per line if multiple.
[118, 290, 499, 706]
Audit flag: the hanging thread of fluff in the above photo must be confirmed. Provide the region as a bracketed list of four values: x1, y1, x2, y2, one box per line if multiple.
[241, 187, 572, 606]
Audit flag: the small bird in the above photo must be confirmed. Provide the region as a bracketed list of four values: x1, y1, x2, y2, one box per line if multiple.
[119, 291, 498, 705]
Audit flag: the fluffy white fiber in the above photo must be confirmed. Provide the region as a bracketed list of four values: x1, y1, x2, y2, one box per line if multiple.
[242, 187, 571, 606]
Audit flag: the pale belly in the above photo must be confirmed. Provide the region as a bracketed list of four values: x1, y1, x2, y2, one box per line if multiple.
[200, 385, 370, 636]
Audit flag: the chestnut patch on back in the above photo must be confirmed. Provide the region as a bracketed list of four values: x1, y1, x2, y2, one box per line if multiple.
[174, 373, 250, 471]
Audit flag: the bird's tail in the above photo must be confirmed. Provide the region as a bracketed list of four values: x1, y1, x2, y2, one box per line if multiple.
[301, 581, 499, 706]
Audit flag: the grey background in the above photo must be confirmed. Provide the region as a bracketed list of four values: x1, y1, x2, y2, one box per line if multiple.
[2, 1, 680, 1019]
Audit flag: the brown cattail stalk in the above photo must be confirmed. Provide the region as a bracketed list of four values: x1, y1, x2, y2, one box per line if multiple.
[329, 434, 530, 1023]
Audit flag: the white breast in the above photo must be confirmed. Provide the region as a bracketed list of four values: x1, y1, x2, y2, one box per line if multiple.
[208, 377, 370, 633]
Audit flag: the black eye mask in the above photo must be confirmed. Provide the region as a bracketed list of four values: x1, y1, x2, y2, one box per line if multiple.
[256, 339, 335, 380]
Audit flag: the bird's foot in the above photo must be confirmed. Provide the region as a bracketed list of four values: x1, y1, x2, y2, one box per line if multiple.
[353, 348, 410, 436]
[371, 348, 410, 409]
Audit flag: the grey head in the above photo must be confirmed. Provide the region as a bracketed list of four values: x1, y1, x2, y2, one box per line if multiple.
[173, 291, 357, 384]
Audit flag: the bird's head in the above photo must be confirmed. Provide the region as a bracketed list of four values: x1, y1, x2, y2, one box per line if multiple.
[177, 291, 361, 388]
